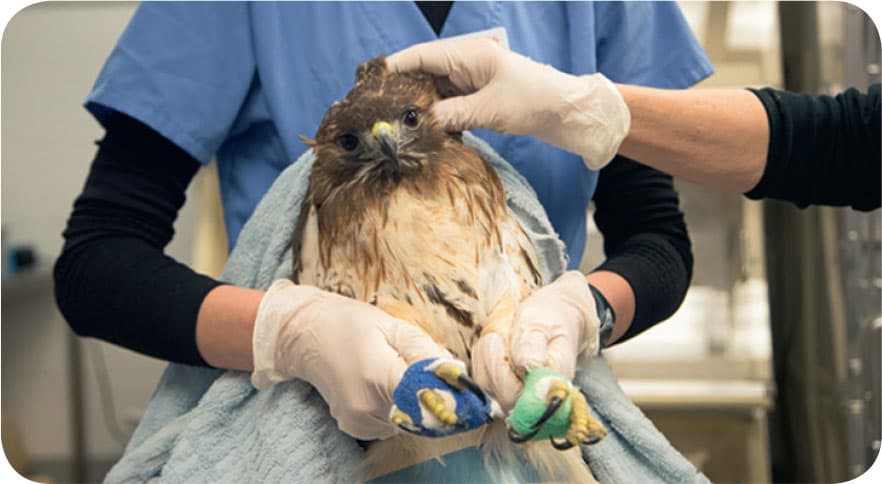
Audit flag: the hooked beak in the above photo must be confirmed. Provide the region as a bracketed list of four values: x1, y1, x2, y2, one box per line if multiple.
[371, 121, 400, 171]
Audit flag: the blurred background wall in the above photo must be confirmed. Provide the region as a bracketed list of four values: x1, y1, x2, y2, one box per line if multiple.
[1, 2, 205, 481]
[1, 2, 879, 483]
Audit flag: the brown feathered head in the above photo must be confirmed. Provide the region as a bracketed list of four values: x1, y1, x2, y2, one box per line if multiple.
[305, 56, 448, 190]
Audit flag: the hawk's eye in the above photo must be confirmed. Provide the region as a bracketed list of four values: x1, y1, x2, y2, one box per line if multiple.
[336, 133, 360, 151]
[402, 107, 419, 128]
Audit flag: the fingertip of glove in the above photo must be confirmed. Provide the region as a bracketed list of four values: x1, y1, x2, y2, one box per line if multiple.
[582, 154, 615, 171]
[267, 278, 295, 292]
[250, 369, 280, 390]
[431, 99, 466, 132]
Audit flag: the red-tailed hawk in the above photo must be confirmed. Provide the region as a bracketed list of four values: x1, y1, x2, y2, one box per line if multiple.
[294, 57, 602, 481]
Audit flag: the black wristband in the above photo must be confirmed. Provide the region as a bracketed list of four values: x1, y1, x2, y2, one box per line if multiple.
[588, 284, 616, 347]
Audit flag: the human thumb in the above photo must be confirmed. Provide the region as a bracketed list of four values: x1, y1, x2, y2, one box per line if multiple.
[471, 331, 523, 410]
[379, 317, 452, 365]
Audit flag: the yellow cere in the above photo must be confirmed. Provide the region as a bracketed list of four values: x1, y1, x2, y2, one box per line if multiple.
[371, 121, 393, 138]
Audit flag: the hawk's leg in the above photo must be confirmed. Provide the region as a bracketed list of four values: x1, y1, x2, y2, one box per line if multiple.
[507, 368, 607, 448]
[376, 297, 499, 436]
[389, 358, 502, 437]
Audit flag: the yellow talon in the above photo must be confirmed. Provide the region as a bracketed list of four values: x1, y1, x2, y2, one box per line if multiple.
[419, 389, 458, 427]
[566, 387, 607, 445]
[433, 362, 466, 389]
[546, 379, 571, 404]
[390, 407, 414, 428]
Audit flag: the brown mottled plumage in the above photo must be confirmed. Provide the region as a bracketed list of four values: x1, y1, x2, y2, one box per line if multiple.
[292, 57, 595, 482]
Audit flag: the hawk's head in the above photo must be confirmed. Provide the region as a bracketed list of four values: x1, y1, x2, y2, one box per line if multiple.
[305, 56, 449, 192]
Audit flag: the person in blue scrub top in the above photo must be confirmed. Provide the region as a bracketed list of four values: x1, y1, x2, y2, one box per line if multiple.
[54, 0, 713, 468]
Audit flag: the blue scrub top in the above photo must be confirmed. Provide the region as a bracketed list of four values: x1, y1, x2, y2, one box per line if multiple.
[86, 1, 712, 268]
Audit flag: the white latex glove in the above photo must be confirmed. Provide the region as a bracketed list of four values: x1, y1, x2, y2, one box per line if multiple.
[387, 37, 631, 169]
[470, 271, 603, 411]
[510, 271, 602, 380]
[252, 279, 452, 440]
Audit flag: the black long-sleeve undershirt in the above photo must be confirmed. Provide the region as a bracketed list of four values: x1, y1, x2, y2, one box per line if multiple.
[746, 84, 881, 211]
[592, 156, 693, 341]
[54, 112, 219, 366]
[415, 1, 453, 34]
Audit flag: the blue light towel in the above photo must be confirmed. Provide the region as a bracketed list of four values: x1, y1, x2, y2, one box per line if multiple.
[104, 133, 708, 484]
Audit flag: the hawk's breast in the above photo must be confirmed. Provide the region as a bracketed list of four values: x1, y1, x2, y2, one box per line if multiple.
[295, 154, 541, 364]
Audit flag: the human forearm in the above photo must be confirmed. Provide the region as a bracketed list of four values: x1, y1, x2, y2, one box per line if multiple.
[584, 270, 634, 345]
[196, 285, 263, 370]
[616, 85, 769, 193]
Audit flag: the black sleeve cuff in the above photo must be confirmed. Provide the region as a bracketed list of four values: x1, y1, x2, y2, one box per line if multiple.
[595, 233, 692, 342]
[743, 88, 785, 203]
[745, 86, 881, 211]
[54, 238, 223, 366]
